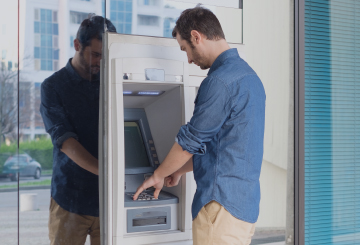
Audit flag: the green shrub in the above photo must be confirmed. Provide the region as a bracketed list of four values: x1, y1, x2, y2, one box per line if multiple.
[0, 138, 54, 170]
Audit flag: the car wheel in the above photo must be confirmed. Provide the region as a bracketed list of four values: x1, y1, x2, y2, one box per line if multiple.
[10, 172, 19, 182]
[34, 168, 41, 179]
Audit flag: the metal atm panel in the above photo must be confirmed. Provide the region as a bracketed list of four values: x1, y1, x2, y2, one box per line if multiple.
[100, 33, 193, 245]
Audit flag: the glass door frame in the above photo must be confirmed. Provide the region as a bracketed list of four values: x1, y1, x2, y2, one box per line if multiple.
[294, 0, 305, 244]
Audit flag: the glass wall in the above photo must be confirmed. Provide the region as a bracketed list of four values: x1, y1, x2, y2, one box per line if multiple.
[0, 0, 242, 244]
[17, 0, 105, 243]
[0, 0, 19, 244]
[104, 0, 243, 43]
[304, 0, 360, 244]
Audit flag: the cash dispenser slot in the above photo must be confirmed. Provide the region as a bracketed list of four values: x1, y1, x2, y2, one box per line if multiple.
[127, 207, 171, 233]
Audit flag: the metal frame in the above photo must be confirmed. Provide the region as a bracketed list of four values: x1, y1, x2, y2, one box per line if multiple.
[294, 0, 305, 244]
[99, 31, 110, 245]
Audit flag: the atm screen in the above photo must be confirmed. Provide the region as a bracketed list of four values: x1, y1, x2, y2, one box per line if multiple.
[124, 122, 151, 169]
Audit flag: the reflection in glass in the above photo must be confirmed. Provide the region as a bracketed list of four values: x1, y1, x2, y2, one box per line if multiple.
[103, 0, 242, 43]
[34, 8, 58, 72]
[0, 0, 19, 243]
[17, 1, 109, 244]
[109, 0, 133, 34]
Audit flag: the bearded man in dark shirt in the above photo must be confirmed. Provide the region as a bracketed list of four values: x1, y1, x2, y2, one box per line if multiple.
[40, 15, 116, 245]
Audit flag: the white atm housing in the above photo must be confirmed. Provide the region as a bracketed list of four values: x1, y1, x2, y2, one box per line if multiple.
[99, 33, 245, 245]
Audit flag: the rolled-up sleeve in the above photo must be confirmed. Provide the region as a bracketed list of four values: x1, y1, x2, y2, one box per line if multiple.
[40, 81, 78, 148]
[177, 76, 232, 155]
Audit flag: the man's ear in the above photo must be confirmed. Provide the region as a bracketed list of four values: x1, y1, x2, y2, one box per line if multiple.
[190, 30, 202, 45]
[74, 39, 81, 52]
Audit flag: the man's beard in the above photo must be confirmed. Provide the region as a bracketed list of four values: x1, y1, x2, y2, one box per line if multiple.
[79, 50, 100, 76]
[191, 46, 209, 70]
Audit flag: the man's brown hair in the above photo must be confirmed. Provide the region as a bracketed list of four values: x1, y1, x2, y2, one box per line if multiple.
[172, 6, 225, 47]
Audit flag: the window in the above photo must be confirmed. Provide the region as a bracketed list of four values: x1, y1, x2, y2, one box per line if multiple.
[53, 49, 59, 60]
[53, 11, 58, 22]
[7, 61, 12, 71]
[163, 18, 175, 38]
[34, 9, 40, 21]
[53, 23, 58, 35]
[34, 8, 59, 71]
[70, 11, 89, 24]
[138, 15, 158, 26]
[53, 60, 59, 71]
[34, 22, 40, 33]
[108, 0, 133, 34]
[53, 36, 58, 49]
[19, 82, 31, 110]
[34, 60, 40, 70]
[34, 34, 40, 46]
[139, 0, 157, 6]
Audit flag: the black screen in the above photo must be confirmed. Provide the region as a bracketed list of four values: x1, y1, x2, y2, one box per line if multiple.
[124, 122, 151, 169]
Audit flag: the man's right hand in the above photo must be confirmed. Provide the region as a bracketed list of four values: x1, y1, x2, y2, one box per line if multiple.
[133, 172, 164, 200]
[164, 171, 182, 187]
[61, 137, 99, 175]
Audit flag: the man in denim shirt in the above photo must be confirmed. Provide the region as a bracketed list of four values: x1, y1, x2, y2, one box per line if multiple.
[134, 6, 265, 245]
[40, 15, 116, 245]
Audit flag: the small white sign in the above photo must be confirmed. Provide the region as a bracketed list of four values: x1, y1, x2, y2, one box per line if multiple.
[145, 69, 165, 81]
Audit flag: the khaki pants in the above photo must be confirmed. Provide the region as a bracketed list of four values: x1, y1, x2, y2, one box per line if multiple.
[193, 201, 256, 245]
[48, 198, 100, 245]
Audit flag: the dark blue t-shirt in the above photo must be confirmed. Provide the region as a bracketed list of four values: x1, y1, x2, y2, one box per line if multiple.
[40, 59, 100, 217]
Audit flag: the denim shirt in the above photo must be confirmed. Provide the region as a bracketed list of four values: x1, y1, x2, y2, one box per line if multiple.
[40, 59, 100, 217]
[177, 48, 266, 223]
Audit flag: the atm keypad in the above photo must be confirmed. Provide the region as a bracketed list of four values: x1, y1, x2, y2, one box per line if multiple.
[128, 192, 156, 201]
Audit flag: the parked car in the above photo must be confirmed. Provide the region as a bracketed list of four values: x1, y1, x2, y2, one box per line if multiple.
[0, 153, 42, 181]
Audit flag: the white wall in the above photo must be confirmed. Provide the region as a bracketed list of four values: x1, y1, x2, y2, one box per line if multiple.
[243, 0, 293, 229]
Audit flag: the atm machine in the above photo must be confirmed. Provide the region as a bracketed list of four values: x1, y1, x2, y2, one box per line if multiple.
[99, 33, 245, 245]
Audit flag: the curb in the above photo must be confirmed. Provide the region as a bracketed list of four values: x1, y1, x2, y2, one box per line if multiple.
[0, 185, 51, 193]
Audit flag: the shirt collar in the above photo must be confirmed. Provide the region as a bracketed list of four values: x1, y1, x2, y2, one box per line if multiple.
[65, 58, 100, 82]
[208, 48, 239, 76]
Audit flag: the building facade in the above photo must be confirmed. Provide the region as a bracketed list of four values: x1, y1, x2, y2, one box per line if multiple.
[7, 0, 186, 142]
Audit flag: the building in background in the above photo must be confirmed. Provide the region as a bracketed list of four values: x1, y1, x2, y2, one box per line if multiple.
[7, 0, 182, 142]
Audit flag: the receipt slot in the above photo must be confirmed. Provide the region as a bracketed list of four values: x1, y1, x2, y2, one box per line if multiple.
[99, 33, 245, 245]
